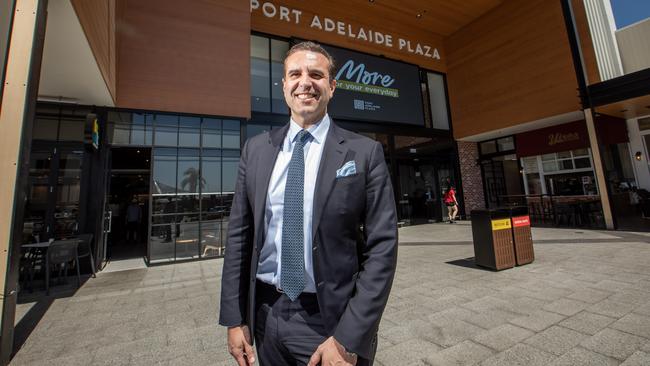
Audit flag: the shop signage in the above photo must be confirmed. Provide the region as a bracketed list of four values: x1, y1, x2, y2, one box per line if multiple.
[512, 216, 530, 228]
[516, 116, 629, 157]
[250, 0, 441, 62]
[324, 44, 424, 126]
[491, 218, 512, 231]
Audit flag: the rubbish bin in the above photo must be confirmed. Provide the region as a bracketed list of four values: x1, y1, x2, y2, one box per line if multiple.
[509, 206, 535, 266]
[470, 209, 516, 270]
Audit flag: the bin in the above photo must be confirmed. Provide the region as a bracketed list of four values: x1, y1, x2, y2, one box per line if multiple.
[470, 209, 516, 270]
[509, 206, 535, 266]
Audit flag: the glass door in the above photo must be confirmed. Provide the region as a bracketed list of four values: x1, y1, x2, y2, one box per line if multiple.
[23, 144, 84, 241]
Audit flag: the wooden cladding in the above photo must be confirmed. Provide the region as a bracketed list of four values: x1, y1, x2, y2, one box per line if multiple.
[71, 0, 116, 103]
[251, 0, 450, 72]
[445, 0, 600, 140]
[116, 0, 250, 118]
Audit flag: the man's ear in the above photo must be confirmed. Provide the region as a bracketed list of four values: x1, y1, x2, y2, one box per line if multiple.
[330, 79, 336, 92]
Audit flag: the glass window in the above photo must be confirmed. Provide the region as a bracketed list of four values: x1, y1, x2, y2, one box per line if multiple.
[33, 117, 58, 141]
[58, 118, 84, 141]
[130, 113, 145, 145]
[572, 148, 589, 157]
[175, 213, 199, 260]
[497, 137, 514, 151]
[222, 150, 240, 194]
[154, 114, 178, 146]
[480, 141, 497, 155]
[177, 148, 201, 196]
[202, 118, 222, 148]
[574, 157, 591, 169]
[179, 116, 200, 147]
[222, 120, 241, 149]
[251, 35, 270, 112]
[201, 219, 224, 258]
[271, 39, 289, 114]
[638, 117, 650, 131]
[426, 73, 449, 130]
[152, 148, 177, 194]
[542, 161, 559, 172]
[201, 149, 222, 196]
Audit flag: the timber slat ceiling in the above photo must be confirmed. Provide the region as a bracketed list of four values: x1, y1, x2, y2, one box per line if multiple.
[341, 0, 504, 37]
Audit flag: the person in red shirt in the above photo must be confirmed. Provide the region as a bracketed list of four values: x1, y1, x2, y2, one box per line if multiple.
[443, 181, 458, 223]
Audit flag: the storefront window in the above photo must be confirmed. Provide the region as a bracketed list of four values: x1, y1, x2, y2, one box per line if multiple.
[271, 39, 289, 114]
[222, 119, 241, 149]
[251, 35, 270, 112]
[426, 72, 449, 130]
[154, 114, 178, 146]
[202, 118, 222, 148]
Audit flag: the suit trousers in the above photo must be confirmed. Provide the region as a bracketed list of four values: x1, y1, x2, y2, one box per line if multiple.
[254, 281, 375, 366]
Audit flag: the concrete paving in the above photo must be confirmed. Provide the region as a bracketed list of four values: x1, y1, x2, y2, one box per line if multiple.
[10, 221, 650, 365]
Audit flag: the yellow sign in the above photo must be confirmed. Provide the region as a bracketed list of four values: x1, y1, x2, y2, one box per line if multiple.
[491, 219, 512, 231]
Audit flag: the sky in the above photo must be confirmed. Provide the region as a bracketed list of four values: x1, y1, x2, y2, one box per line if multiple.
[610, 0, 650, 29]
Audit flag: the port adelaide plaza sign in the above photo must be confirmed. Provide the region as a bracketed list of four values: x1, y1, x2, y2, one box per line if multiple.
[250, 1, 442, 62]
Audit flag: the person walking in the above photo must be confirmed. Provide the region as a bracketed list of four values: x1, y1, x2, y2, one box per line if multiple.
[443, 180, 458, 223]
[219, 41, 398, 366]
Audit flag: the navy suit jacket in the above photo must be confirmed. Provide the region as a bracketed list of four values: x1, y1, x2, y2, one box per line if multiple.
[219, 121, 398, 359]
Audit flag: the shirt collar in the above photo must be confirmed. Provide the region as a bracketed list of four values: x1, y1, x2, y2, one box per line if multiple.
[288, 114, 330, 145]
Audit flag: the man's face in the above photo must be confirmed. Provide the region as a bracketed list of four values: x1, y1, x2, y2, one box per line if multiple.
[283, 50, 336, 125]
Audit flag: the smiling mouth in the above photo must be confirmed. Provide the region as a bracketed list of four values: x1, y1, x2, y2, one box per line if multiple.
[295, 92, 318, 101]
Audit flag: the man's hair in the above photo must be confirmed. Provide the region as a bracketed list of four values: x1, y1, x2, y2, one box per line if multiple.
[284, 41, 336, 80]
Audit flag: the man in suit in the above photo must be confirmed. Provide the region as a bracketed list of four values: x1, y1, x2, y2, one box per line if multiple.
[220, 41, 397, 366]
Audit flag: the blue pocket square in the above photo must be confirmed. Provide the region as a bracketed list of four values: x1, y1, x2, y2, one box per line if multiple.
[336, 160, 357, 178]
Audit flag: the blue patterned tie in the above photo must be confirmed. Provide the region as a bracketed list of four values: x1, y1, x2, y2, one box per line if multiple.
[281, 129, 310, 301]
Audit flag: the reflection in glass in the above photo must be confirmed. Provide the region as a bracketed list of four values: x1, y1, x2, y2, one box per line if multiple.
[179, 116, 200, 147]
[153, 148, 177, 194]
[201, 219, 223, 258]
[251, 35, 270, 112]
[222, 120, 240, 149]
[201, 149, 221, 195]
[155, 115, 178, 146]
[222, 151, 240, 194]
[202, 118, 222, 148]
[426, 72, 450, 130]
[271, 39, 290, 113]
[176, 213, 200, 260]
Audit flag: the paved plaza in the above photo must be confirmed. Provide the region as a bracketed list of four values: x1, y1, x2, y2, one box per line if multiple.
[10, 222, 650, 365]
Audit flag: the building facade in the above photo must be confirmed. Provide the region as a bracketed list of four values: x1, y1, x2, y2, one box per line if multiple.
[2, 0, 650, 361]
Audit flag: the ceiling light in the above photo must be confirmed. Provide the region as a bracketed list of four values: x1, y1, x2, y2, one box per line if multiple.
[416, 13, 422, 18]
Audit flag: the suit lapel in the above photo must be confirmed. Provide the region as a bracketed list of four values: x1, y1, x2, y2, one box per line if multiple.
[253, 125, 287, 247]
[312, 122, 347, 240]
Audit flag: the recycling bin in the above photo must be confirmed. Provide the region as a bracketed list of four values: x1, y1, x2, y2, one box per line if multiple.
[509, 206, 535, 266]
[470, 209, 516, 270]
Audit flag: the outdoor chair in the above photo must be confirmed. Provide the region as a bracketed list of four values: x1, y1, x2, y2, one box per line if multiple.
[76, 233, 96, 277]
[45, 239, 81, 295]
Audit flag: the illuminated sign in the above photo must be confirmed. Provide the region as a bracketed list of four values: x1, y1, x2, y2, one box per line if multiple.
[324, 44, 424, 126]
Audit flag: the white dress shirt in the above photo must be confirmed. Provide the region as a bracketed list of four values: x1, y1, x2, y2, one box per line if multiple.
[256, 114, 331, 293]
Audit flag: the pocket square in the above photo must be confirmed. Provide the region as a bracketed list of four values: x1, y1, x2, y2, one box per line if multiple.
[336, 160, 357, 178]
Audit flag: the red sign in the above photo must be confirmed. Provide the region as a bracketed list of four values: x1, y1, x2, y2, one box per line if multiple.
[515, 115, 628, 157]
[512, 215, 530, 227]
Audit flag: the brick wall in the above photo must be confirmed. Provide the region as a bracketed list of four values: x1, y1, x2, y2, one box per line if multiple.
[458, 141, 485, 215]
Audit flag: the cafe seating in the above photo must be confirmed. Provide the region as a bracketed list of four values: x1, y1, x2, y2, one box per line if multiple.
[75, 233, 96, 277]
[45, 239, 81, 295]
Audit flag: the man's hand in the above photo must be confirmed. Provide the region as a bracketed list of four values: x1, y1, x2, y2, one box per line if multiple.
[227, 325, 256, 366]
[308, 336, 357, 366]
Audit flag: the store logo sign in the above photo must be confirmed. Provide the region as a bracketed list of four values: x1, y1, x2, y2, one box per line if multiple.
[250, 0, 441, 62]
[335, 60, 399, 97]
[548, 132, 579, 146]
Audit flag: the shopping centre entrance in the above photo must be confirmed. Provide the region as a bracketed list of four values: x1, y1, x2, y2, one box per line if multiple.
[103, 147, 151, 265]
